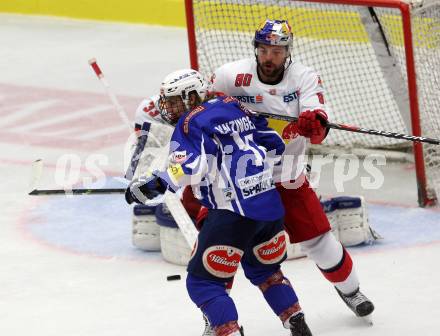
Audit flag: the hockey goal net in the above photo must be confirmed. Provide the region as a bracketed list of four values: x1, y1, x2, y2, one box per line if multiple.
[184, 0, 440, 206]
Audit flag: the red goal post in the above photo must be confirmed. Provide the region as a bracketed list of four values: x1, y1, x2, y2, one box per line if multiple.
[184, 0, 440, 207]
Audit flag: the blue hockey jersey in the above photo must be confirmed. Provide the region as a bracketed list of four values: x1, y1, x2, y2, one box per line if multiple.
[158, 96, 285, 221]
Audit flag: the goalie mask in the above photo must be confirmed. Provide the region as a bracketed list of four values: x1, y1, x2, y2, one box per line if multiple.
[159, 69, 210, 125]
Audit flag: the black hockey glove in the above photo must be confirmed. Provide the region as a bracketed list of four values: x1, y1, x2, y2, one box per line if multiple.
[125, 174, 167, 205]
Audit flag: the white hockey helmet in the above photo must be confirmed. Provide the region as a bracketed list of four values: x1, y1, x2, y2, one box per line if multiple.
[159, 69, 210, 124]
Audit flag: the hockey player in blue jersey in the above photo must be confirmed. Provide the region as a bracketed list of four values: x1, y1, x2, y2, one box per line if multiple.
[125, 69, 313, 336]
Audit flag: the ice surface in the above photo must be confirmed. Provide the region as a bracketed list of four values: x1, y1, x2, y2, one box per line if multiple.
[1, 14, 439, 336]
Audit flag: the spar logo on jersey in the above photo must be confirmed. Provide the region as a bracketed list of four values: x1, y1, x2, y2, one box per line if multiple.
[253, 231, 287, 264]
[203, 245, 244, 278]
[234, 95, 264, 104]
[238, 170, 275, 199]
[283, 90, 300, 103]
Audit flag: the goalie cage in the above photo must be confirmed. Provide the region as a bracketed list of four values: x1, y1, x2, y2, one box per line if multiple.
[184, 0, 440, 207]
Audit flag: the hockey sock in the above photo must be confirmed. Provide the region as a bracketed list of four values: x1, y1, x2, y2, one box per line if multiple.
[319, 247, 359, 294]
[319, 247, 353, 282]
[186, 274, 238, 327]
[258, 270, 299, 316]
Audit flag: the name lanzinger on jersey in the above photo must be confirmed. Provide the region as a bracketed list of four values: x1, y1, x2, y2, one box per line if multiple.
[214, 116, 256, 135]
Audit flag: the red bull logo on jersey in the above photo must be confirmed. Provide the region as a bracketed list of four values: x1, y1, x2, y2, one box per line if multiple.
[281, 121, 300, 140]
[203, 245, 244, 278]
[253, 231, 287, 264]
[234, 95, 263, 104]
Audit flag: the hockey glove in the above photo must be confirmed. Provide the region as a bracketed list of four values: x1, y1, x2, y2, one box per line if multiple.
[297, 109, 329, 144]
[125, 174, 167, 205]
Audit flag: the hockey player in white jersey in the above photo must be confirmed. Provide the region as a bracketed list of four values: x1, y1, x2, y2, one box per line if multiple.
[211, 19, 374, 322]
[126, 69, 314, 336]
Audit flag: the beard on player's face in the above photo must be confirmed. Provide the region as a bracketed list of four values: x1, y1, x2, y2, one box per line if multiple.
[256, 44, 288, 81]
[259, 60, 285, 79]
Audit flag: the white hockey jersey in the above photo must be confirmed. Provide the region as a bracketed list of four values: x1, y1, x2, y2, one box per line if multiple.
[212, 58, 331, 182]
[133, 94, 168, 131]
[130, 95, 174, 179]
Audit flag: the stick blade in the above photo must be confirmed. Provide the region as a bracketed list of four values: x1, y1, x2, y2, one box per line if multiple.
[29, 159, 44, 194]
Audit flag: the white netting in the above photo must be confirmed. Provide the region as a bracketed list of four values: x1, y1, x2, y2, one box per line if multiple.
[189, 0, 440, 202]
[411, 1, 440, 199]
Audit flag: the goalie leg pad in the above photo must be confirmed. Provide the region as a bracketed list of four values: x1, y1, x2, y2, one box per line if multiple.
[322, 196, 381, 247]
[155, 203, 192, 265]
[132, 205, 160, 251]
[331, 196, 379, 246]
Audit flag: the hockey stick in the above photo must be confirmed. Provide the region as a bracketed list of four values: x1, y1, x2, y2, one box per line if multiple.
[29, 188, 125, 196]
[88, 58, 166, 179]
[125, 122, 150, 180]
[164, 192, 198, 248]
[88, 58, 132, 132]
[28, 159, 44, 193]
[257, 111, 440, 145]
[29, 185, 198, 247]
[28, 159, 127, 196]
[88, 59, 197, 247]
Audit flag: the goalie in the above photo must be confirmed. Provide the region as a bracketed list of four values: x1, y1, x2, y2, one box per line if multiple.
[126, 82, 202, 253]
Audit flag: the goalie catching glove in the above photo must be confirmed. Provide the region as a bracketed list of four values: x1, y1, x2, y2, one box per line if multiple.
[125, 174, 167, 205]
[297, 109, 328, 144]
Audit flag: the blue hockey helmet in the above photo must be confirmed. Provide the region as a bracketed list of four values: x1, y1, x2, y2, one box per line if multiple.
[253, 19, 293, 51]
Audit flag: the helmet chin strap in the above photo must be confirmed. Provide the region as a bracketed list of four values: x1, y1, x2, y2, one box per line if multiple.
[285, 54, 293, 70]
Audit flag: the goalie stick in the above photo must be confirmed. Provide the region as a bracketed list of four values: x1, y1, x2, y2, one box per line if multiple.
[89, 59, 198, 248]
[88, 58, 132, 132]
[164, 191, 198, 248]
[256, 111, 440, 145]
[125, 122, 150, 180]
[88, 58, 167, 179]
